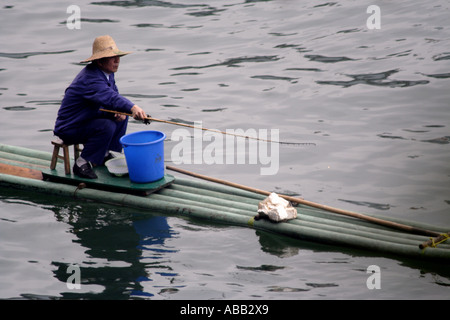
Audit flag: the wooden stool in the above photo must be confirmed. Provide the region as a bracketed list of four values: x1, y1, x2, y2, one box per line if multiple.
[50, 138, 82, 175]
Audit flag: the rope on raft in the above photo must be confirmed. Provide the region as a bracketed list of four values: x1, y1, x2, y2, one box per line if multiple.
[420, 233, 450, 250]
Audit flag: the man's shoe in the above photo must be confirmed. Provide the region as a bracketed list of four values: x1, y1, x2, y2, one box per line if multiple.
[103, 152, 115, 165]
[73, 162, 98, 179]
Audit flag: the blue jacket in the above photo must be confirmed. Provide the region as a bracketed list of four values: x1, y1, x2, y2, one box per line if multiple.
[54, 63, 134, 135]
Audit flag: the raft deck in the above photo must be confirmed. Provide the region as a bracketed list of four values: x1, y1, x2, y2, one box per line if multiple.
[42, 166, 175, 196]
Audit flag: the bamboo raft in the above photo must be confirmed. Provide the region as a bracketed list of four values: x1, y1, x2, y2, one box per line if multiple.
[0, 143, 449, 261]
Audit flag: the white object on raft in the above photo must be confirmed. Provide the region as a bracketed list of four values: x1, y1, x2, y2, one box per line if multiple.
[257, 192, 298, 222]
[105, 157, 128, 177]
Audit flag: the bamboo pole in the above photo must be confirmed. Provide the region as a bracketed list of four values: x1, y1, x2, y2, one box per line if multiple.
[0, 163, 43, 180]
[166, 165, 441, 238]
[0, 144, 53, 161]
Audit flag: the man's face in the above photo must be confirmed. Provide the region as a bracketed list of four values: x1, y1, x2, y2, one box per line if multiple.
[98, 56, 120, 73]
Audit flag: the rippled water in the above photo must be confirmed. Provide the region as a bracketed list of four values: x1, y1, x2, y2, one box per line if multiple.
[0, 0, 449, 300]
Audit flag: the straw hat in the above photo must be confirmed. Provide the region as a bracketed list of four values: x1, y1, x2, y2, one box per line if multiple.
[81, 35, 132, 63]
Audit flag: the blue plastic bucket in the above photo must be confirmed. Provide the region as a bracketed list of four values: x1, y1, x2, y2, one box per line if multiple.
[120, 130, 166, 183]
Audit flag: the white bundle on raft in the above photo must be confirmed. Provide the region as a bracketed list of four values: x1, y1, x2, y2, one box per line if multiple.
[256, 192, 298, 222]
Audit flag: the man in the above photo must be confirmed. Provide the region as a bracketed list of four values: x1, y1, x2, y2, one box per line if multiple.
[54, 35, 147, 179]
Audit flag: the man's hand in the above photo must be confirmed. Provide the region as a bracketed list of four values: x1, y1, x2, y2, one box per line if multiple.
[131, 105, 147, 120]
[114, 113, 127, 122]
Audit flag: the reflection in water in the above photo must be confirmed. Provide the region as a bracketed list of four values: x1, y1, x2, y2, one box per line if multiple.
[422, 72, 450, 79]
[251, 75, 298, 83]
[338, 199, 391, 211]
[316, 69, 430, 88]
[0, 51, 75, 59]
[132, 217, 179, 298]
[171, 55, 281, 70]
[32, 196, 315, 299]
[50, 202, 177, 299]
[304, 54, 356, 63]
[91, 0, 210, 10]
[3, 106, 36, 111]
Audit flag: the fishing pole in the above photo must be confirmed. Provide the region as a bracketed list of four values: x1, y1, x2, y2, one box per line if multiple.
[99, 108, 315, 146]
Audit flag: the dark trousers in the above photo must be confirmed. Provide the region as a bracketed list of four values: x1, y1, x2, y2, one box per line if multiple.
[56, 118, 128, 165]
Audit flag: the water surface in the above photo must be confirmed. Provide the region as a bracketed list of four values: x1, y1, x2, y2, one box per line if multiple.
[0, 0, 449, 300]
